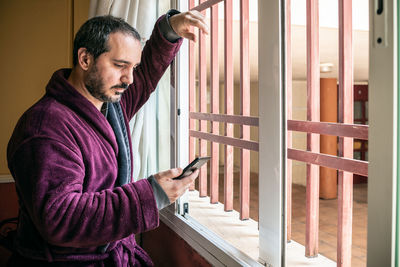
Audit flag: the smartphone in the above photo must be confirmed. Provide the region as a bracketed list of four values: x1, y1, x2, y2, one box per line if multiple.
[173, 156, 211, 180]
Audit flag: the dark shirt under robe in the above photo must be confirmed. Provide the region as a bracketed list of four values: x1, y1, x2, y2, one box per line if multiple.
[6, 14, 182, 266]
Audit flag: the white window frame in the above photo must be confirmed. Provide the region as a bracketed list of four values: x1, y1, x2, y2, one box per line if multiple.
[367, 0, 398, 266]
[164, 0, 400, 266]
[161, 0, 286, 266]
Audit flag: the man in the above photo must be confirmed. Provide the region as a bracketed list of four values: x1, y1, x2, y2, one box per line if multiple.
[7, 9, 208, 266]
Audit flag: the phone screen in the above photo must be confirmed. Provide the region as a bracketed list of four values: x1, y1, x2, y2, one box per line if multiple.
[173, 156, 211, 180]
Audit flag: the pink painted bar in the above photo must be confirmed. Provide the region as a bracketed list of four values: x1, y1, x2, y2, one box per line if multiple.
[188, 0, 196, 191]
[287, 120, 368, 140]
[198, 0, 208, 197]
[338, 1, 354, 266]
[306, 0, 320, 257]
[190, 112, 259, 126]
[286, 0, 293, 242]
[287, 148, 368, 177]
[210, 3, 220, 204]
[190, 130, 259, 151]
[224, 0, 234, 212]
[191, 0, 224, 11]
[239, 0, 250, 220]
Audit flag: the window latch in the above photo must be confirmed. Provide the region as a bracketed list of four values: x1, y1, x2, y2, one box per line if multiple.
[374, 0, 387, 47]
[183, 202, 189, 215]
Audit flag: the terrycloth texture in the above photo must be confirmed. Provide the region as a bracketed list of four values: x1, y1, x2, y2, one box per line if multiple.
[7, 16, 182, 266]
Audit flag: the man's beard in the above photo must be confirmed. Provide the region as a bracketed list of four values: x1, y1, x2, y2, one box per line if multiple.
[85, 63, 128, 103]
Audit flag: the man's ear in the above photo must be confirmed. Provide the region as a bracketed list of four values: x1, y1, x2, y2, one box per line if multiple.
[77, 47, 93, 71]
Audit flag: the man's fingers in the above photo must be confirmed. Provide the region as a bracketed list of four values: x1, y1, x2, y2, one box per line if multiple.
[155, 167, 199, 203]
[181, 32, 196, 42]
[171, 168, 183, 178]
[170, 11, 209, 41]
[180, 169, 199, 186]
[186, 14, 209, 35]
[156, 168, 182, 180]
[187, 10, 204, 20]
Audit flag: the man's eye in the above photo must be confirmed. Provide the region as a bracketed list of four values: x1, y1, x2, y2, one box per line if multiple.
[115, 64, 123, 68]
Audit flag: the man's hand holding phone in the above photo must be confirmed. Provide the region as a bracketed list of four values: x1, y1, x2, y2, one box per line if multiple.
[153, 157, 210, 203]
[173, 157, 210, 180]
[153, 167, 199, 203]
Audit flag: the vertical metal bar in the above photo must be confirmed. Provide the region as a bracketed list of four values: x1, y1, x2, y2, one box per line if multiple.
[286, 0, 293, 241]
[338, 0, 353, 266]
[188, 0, 196, 191]
[210, 2, 220, 204]
[306, 0, 320, 257]
[224, 0, 234, 211]
[199, 0, 208, 197]
[239, 0, 250, 220]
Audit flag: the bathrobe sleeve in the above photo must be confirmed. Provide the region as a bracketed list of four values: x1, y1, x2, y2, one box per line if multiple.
[121, 15, 183, 120]
[9, 136, 159, 248]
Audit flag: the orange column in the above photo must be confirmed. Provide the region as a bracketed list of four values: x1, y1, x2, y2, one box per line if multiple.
[319, 78, 338, 199]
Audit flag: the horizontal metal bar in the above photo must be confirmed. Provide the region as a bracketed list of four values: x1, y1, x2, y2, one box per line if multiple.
[287, 120, 368, 140]
[190, 130, 259, 151]
[190, 0, 223, 11]
[190, 112, 259, 126]
[287, 148, 368, 176]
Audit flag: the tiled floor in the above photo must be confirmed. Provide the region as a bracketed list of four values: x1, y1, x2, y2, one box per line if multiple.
[195, 171, 368, 266]
[291, 183, 367, 266]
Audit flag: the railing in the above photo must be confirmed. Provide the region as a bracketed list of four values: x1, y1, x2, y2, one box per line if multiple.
[187, 0, 366, 266]
[188, 0, 254, 220]
[285, 1, 367, 266]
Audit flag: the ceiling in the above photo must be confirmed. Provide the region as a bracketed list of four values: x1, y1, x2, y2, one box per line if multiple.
[291, 25, 369, 82]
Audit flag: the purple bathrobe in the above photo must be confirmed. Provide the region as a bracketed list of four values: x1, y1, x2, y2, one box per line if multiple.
[7, 16, 182, 266]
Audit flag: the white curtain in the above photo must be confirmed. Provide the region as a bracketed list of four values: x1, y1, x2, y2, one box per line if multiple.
[89, 0, 170, 180]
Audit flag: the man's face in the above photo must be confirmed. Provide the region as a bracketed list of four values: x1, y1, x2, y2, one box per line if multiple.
[84, 32, 142, 103]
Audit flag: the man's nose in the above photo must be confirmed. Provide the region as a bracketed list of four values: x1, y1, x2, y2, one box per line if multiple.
[122, 69, 134, 85]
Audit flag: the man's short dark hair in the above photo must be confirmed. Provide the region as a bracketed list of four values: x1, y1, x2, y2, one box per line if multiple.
[73, 15, 141, 66]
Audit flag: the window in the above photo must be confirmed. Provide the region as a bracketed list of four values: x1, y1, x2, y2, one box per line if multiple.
[164, 0, 283, 266]
[161, 0, 398, 266]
